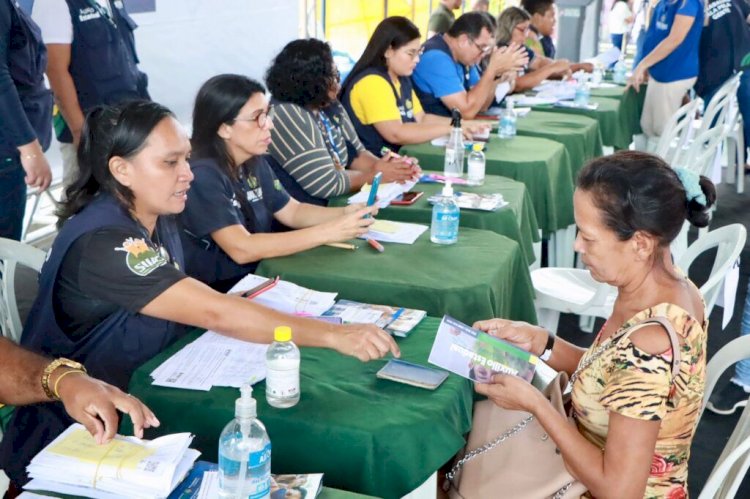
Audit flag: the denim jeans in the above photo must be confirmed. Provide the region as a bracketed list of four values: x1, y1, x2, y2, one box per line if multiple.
[0, 155, 26, 241]
[732, 278, 750, 388]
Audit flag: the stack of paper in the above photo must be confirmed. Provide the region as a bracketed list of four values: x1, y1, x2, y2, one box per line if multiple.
[24, 424, 199, 499]
[554, 100, 599, 110]
[150, 331, 268, 391]
[347, 179, 418, 208]
[360, 219, 428, 244]
[230, 273, 338, 316]
[428, 192, 508, 211]
[513, 95, 559, 106]
[323, 299, 426, 337]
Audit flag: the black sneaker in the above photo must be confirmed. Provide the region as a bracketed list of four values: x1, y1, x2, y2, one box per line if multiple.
[706, 382, 750, 415]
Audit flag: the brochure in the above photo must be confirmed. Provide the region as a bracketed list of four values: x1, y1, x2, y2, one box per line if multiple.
[322, 299, 426, 337]
[427, 192, 507, 211]
[428, 315, 537, 383]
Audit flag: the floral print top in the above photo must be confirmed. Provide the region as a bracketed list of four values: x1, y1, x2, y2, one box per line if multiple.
[571, 302, 707, 499]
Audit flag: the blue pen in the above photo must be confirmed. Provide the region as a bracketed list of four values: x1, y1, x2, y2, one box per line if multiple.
[388, 307, 405, 325]
[365, 172, 383, 219]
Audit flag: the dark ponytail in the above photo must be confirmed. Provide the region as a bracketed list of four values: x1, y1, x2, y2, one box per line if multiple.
[57, 100, 175, 227]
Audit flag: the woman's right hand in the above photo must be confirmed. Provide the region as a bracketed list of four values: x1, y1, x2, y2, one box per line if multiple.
[472, 318, 548, 356]
[376, 157, 416, 184]
[322, 206, 376, 242]
[333, 324, 401, 361]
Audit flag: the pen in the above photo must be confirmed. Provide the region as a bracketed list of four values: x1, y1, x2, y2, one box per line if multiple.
[387, 307, 405, 325]
[239, 275, 279, 299]
[380, 146, 416, 166]
[325, 242, 358, 250]
[367, 238, 385, 253]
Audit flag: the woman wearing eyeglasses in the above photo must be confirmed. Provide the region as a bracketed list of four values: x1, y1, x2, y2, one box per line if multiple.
[0, 100, 399, 490]
[496, 6, 572, 93]
[340, 16, 489, 156]
[265, 39, 418, 207]
[181, 74, 380, 292]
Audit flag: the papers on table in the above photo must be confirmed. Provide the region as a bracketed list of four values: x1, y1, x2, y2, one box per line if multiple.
[150, 331, 269, 390]
[590, 82, 618, 89]
[495, 81, 511, 103]
[322, 299, 427, 337]
[554, 100, 600, 110]
[230, 273, 338, 316]
[533, 80, 577, 101]
[24, 423, 199, 499]
[513, 95, 559, 107]
[359, 220, 428, 244]
[585, 47, 621, 68]
[428, 192, 508, 211]
[347, 180, 418, 208]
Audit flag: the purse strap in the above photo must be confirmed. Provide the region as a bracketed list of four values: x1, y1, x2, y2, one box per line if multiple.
[444, 316, 683, 493]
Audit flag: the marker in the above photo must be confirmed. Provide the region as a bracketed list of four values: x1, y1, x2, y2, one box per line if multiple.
[367, 238, 385, 253]
[325, 242, 358, 250]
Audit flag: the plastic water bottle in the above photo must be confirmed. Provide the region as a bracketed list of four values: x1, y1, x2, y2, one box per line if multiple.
[466, 143, 485, 186]
[591, 64, 603, 86]
[574, 78, 590, 108]
[443, 108, 464, 178]
[497, 100, 517, 139]
[265, 326, 300, 408]
[218, 384, 271, 499]
[430, 181, 460, 245]
[613, 59, 627, 85]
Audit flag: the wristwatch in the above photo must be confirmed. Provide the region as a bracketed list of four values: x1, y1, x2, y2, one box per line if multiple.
[539, 331, 555, 362]
[42, 358, 87, 400]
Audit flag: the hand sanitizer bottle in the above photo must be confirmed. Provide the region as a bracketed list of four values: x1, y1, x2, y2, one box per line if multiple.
[430, 181, 460, 245]
[466, 143, 485, 186]
[613, 58, 627, 85]
[218, 384, 271, 499]
[443, 108, 464, 178]
[266, 326, 300, 408]
[497, 100, 517, 139]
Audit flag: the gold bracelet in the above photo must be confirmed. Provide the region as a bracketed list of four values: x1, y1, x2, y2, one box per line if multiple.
[41, 358, 87, 400]
[53, 369, 87, 400]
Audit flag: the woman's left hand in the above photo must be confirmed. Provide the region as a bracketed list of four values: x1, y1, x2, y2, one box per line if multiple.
[475, 374, 546, 414]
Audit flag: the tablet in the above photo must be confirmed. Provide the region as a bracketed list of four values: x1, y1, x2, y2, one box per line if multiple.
[376, 359, 449, 390]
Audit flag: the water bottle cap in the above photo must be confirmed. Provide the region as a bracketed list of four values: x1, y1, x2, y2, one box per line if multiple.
[274, 326, 292, 342]
[236, 383, 257, 418]
[442, 181, 454, 197]
[472, 143, 483, 152]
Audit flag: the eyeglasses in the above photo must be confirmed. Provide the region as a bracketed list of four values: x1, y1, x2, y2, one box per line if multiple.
[469, 37, 493, 55]
[401, 48, 421, 60]
[514, 24, 531, 36]
[233, 106, 275, 128]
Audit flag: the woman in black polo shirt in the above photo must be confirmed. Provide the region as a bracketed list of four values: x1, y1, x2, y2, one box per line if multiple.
[181, 74, 378, 291]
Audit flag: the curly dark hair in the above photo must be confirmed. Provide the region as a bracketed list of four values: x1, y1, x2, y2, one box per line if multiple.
[265, 39, 338, 109]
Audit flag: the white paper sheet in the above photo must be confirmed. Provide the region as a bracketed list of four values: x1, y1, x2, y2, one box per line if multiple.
[230, 273, 337, 316]
[347, 180, 418, 208]
[585, 47, 621, 68]
[495, 81, 511, 103]
[359, 221, 428, 244]
[197, 471, 218, 499]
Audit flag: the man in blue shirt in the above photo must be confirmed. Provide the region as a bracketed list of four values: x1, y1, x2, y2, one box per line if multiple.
[412, 12, 528, 119]
[629, 0, 704, 140]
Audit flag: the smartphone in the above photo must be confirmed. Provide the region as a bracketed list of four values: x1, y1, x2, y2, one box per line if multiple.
[390, 191, 424, 206]
[376, 359, 449, 390]
[364, 172, 383, 219]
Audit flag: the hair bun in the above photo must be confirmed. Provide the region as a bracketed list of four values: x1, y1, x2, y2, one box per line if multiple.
[685, 175, 717, 228]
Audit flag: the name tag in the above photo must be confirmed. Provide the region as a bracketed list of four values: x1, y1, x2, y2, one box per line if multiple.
[656, 20, 669, 30]
[78, 7, 101, 22]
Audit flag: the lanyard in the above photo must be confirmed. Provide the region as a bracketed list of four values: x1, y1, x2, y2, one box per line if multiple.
[87, 0, 116, 28]
[318, 111, 344, 169]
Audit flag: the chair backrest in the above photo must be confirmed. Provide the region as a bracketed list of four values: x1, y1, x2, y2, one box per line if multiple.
[677, 125, 728, 177]
[654, 99, 701, 164]
[676, 224, 747, 316]
[698, 335, 750, 498]
[699, 73, 742, 136]
[0, 238, 46, 343]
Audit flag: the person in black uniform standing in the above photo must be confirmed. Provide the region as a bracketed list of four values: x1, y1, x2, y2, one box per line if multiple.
[32, 0, 149, 185]
[0, 0, 52, 240]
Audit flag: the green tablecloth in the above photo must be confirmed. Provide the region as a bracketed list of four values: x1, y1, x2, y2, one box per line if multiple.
[515, 111, 604, 180]
[127, 318, 473, 498]
[590, 83, 646, 144]
[257, 226, 537, 324]
[329, 174, 540, 265]
[530, 96, 631, 150]
[401, 136, 573, 235]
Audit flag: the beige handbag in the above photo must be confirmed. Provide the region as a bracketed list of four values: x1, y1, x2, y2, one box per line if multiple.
[444, 317, 681, 499]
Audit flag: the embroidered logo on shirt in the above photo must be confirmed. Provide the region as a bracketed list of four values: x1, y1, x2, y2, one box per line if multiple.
[115, 237, 168, 276]
[78, 7, 102, 22]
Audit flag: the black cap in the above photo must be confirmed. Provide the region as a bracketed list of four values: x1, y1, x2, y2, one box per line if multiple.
[450, 108, 462, 127]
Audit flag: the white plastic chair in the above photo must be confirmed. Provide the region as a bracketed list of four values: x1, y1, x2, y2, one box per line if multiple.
[654, 99, 701, 165]
[0, 237, 46, 343]
[724, 96, 746, 194]
[532, 224, 747, 334]
[697, 334, 750, 498]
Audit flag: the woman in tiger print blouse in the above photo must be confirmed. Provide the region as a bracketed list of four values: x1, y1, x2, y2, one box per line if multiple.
[474, 150, 715, 498]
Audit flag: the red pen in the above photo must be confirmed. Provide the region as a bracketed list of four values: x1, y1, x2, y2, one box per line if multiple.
[367, 238, 385, 253]
[240, 275, 280, 299]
